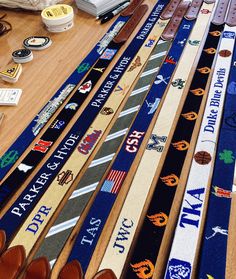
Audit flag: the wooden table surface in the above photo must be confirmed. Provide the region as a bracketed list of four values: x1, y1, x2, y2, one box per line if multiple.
[0, 0, 152, 209]
[0, 1, 236, 278]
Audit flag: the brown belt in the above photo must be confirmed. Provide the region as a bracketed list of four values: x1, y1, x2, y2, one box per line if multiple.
[0, 14, 12, 36]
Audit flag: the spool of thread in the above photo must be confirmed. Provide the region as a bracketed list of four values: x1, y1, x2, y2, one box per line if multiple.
[41, 4, 74, 33]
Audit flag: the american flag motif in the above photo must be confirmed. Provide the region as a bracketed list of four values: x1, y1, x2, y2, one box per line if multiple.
[101, 169, 126, 194]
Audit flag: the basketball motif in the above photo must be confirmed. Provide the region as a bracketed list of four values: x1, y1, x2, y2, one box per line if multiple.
[219, 49, 231, 57]
[194, 151, 212, 165]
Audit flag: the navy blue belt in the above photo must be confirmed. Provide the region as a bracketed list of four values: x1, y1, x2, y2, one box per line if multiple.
[0, 0, 167, 243]
[124, 22, 224, 279]
[66, 17, 193, 273]
[198, 28, 236, 279]
[0, 3, 137, 180]
[0, 4, 148, 208]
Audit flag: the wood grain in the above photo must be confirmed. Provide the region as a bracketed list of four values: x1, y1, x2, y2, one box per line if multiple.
[0, 1, 236, 278]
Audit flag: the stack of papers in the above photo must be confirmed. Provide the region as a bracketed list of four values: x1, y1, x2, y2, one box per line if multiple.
[75, 0, 128, 16]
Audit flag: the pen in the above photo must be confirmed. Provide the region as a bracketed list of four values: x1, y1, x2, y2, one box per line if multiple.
[100, 2, 130, 24]
[96, 1, 130, 20]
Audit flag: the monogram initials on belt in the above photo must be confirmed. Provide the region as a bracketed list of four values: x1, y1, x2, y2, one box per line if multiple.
[4, 0, 168, 260]
[61, 6, 196, 275]
[165, 1, 236, 278]
[98, 1, 215, 277]
[0, 5, 147, 210]
[0, 0, 143, 181]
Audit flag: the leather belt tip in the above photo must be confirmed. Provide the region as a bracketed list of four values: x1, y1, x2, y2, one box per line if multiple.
[161, 33, 174, 41]
[113, 4, 148, 44]
[121, 0, 145, 17]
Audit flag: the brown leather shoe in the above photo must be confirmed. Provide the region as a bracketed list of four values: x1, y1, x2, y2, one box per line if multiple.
[0, 245, 26, 279]
[22, 257, 50, 279]
[92, 269, 117, 279]
[58, 260, 83, 279]
[0, 230, 6, 254]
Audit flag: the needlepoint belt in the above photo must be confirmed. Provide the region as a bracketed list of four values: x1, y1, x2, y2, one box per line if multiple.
[5, 0, 168, 251]
[0, 0, 143, 180]
[165, 7, 236, 279]
[64, 8, 195, 273]
[98, 1, 215, 277]
[0, 4, 147, 208]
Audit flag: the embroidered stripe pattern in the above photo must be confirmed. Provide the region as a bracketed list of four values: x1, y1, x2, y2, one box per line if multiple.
[98, 2, 216, 277]
[122, 11, 226, 278]
[34, 40, 170, 266]
[0, 6, 149, 208]
[4, 0, 168, 245]
[0, 2, 167, 241]
[0, 2, 168, 247]
[0, 10, 132, 180]
[64, 18, 194, 273]
[165, 24, 236, 279]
